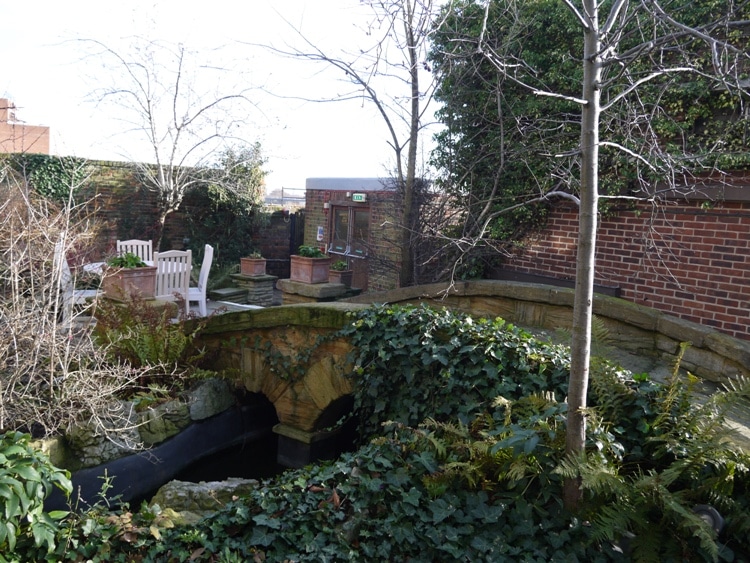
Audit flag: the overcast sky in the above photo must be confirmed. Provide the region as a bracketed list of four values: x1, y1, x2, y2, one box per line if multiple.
[1, 1, 433, 192]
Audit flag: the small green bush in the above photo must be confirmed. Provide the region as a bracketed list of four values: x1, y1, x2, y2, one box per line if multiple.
[296, 245, 326, 258]
[0, 432, 71, 560]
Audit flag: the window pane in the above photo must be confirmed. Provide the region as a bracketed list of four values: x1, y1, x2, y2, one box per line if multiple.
[331, 207, 349, 253]
[351, 209, 369, 256]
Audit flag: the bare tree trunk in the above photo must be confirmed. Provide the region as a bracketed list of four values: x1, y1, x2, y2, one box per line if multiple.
[399, 0, 419, 288]
[564, 0, 601, 511]
[154, 211, 167, 252]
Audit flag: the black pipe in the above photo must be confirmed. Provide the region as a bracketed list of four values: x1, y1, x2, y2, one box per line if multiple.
[45, 402, 278, 512]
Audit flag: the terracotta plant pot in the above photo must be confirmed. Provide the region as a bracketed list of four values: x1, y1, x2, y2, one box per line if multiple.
[290, 255, 332, 284]
[240, 257, 267, 276]
[328, 269, 353, 287]
[102, 266, 158, 301]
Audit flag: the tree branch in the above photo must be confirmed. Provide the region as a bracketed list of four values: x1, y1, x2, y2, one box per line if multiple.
[600, 67, 697, 111]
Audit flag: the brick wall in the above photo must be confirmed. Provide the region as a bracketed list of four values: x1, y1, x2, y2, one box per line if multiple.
[74, 160, 292, 270]
[304, 189, 328, 254]
[366, 194, 402, 292]
[503, 199, 750, 340]
[251, 210, 300, 278]
[0, 98, 50, 154]
[77, 161, 189, 255]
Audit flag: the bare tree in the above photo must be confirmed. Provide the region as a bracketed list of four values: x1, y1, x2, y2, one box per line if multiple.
[81, 38, 257, 250]
[0, 156, 145, 438]
[433, 0, 750, 508]
[258, 0, 443, 287]
[560, 0, 747, 509]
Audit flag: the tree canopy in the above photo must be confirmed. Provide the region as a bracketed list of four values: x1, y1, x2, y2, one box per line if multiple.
[185, 143, 268, 268]
[429, 0, 750, 251]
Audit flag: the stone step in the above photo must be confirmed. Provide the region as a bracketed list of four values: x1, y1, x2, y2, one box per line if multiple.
[208, 287, 248, 303]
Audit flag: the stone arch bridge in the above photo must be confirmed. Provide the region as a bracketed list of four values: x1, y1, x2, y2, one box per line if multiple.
[196, 281, 750, 467]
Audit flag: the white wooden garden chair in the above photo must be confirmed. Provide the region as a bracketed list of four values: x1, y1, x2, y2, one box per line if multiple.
[117, 239, 153, 263]
[188, 244, 213, 317]
[54, 237, 100, 326]
[154, 249, 192, 316]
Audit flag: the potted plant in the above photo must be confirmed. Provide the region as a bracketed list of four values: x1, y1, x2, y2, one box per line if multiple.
[102, 252, 158, 301]
[240, 251, 266, 276]
[328, 259, 353, 287]
[290, 245, 331, 284]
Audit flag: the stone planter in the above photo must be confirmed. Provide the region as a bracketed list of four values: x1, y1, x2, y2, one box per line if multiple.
[328, 269, 353, 287]
[102, 266, 157, 301]
[240, 257, 267, 276]
[290, 255, 332, 284]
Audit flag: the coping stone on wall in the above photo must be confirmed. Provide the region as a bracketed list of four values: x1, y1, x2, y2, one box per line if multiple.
[704, 332, 750, 374]
[594, 294, 660, 332]
[657, 315, 710, 348]
[195, 302, 368, 335]
[681, 345, 743, 384]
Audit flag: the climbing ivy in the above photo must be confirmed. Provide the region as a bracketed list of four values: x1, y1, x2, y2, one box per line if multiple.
[8, 154, 89, 202]
[338, 304, 572, 440]
[249, 333, 326, 383]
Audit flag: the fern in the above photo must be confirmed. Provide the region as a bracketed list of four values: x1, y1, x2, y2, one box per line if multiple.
[94, 295, 207, 368]
[555, 450, 623, 500]
[588, 359, 641, 423]
[565, 367, 750, 560]
[414, 394, 569, 502]
[554, 314, 614, 359]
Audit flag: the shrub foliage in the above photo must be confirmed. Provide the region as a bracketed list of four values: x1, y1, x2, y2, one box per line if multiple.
[14, 305, 750, 561]
[0, 433, 71, 560]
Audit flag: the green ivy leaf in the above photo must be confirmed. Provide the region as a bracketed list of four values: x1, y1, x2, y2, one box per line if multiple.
[252, 513, 283, 530]
[401, 487, 422, 507]
[429, 498, 456, 523]
[248, 525, 277, 547]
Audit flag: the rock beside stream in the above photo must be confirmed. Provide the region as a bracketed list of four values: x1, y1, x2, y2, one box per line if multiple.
[149, 478, 260, 525]
[66, 400, 142, 467]
[43, 377, 238, 470]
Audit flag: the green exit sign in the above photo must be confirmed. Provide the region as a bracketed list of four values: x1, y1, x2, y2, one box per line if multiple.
[352, 193, 367, 202]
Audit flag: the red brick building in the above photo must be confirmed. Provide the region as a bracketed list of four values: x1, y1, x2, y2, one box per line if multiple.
[0, 99, 50, 154]
[304, 178, 402, 292]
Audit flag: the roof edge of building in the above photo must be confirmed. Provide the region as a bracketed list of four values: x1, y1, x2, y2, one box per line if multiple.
[305, 177, 395, 192]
